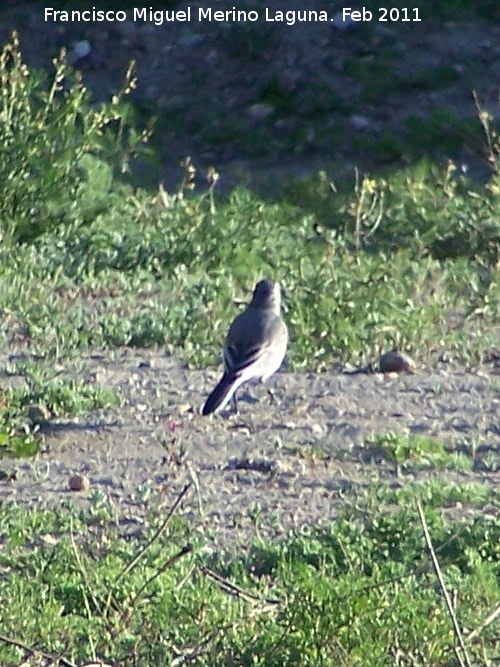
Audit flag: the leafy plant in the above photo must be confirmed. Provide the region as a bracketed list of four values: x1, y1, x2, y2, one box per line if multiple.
[364, 432, 471, 476]
[2, 493, 500, 665]
[0, 32, 151, 244]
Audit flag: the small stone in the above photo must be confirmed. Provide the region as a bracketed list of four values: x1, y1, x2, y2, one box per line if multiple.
[247, 103, 275, 120]
[68, 474, 90, 492]
[274, 118, 296, 132]
[379, 350, 416, 374]
[350, 114, 371, 130]
[331, 11, 357, 30]
[69, 40, 92, 65]
[310, 423, 325, 436]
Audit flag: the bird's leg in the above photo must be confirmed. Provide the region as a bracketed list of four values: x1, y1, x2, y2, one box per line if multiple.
[232, 391, 238, 414]
[267, 386, 277, 405]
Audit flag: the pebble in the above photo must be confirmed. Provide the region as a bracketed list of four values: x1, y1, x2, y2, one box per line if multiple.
[331, 11, 358, 30]
[310, 423, 325, 436]
[247, 103, 275, 120]
[350, 114, 371, 131]
[68, 474, 90, 492]
[69, 40, 92, 65]
[379, 350, 416, 374]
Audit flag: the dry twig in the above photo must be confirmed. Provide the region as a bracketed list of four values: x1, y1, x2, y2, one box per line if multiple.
[0, 634, 76, 667]
[114, 481, 192, 584]
[201, 565, 281, 607]
[416, 498, 472, 667]
[123, 544, 194, 620]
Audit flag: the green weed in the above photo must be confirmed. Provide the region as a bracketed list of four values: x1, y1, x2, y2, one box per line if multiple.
[0, 35, 497, 372]
[0, 365, 118, 457]
[2, 492, 500, 665]
[363, 432, 472, 475]
[0, 33, 151, 244]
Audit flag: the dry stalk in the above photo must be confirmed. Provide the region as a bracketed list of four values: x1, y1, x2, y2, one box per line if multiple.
[0, 634, 76, 667]
[200, 565, 281, 607]
[467, 601, 500, 643]
[416, 498, 472, 667]
[122, 544, 194, 620]
[114, 481, 192, 584]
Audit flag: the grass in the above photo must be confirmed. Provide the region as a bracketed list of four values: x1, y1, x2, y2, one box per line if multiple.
[0, 33, 496, 425]
[362, 432, 472, 476]
[0, 360, 119, 457]
[1, 484, 500, 665]
[1, 157, 498, 369]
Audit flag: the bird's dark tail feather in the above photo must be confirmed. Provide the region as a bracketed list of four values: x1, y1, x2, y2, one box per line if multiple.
[202, 373, 238, 415]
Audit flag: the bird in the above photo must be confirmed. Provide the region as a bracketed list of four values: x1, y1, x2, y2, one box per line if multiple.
[202, 279, 288, 416]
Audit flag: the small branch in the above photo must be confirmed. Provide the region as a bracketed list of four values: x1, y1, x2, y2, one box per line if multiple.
[115, 482, 192, 584]
[186, 463, 204, 519]
[0, 634, 76, 667]
[169, 625, 231, 667]
[416, 498, 472, 667]
[467, 601, 500, 643]
[69, 519, 104, 619]
[201, 565, 281, 606]
[123, 544, 194, 619]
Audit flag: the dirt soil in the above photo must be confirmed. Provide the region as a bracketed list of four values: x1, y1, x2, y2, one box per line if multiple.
[1, 1, 500, 189]
[1, 351, 499, 546]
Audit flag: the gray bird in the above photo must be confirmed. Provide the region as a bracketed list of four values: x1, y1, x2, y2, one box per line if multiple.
[202, 279, 288, 416]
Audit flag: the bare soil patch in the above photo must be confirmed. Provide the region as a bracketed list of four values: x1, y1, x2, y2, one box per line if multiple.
[1, 351, 498, 545]
[1, 2, 499, 188]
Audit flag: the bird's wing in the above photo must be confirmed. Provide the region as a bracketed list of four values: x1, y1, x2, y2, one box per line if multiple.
[224, 310, 286, 375]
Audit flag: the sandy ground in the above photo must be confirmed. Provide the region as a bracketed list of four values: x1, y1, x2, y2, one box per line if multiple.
[1, 350, 498, 546]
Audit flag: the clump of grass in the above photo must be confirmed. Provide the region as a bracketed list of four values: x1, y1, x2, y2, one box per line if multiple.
[2, 487, 500, 665]
[0, 32, 151, 245]
[0, 364, 119, 457]
[363, 432, 472, 476]
[373, 478, 494, 508]
[286, 159, 500, 263]
[9, 376, 119, 419]
[3, 168, 497, 369]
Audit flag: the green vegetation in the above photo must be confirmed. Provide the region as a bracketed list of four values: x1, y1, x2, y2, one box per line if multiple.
[2, 486, 500, 666]
[0, 363, 119, 457]
[363, 432, 471, 475]
[0, 36, 498, 373]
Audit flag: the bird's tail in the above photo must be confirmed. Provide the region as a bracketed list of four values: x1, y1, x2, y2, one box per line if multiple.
[202, 373, 239, 415]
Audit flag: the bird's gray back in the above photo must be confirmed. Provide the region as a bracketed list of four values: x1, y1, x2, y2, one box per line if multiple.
[224, 306, 287, 373]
